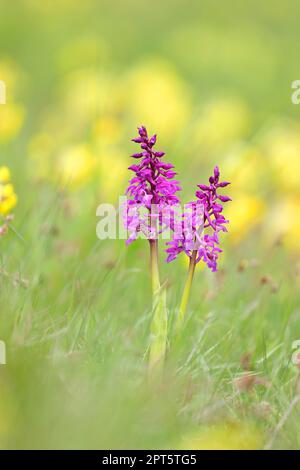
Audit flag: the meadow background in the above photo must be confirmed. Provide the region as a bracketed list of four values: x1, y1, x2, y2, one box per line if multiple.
[0, 0, 300, 449]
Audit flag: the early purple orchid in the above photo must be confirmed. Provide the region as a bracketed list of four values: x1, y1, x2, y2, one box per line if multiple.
[124, 126, 181, 373]
[124, 126, 231, 365]
[166, 166, 231, 329]
[166, 166, 230, 272]
[124, 126, 181, 245]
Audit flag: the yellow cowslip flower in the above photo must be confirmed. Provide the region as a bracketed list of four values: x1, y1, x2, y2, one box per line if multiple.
[261, 121, 300, 194]
[92, 115, 123, 146]
[179, 422, 263, 450]
[266, 197, 300, 251]
[0, 166, 17, 215]
[98, 148, 127, 201]
[226, 193, 266, 243]
[0, 103, 25, 142]
[223, 143, 266, 193]
[191, 98, 250, 151]
[124, 60, 191, 140]
[0, 166, 10, 183]
[56, 144, 96, 189]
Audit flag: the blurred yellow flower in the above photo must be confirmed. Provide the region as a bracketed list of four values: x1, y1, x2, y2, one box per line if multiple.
[267, 197, 300, 251]
[226, 194, 265, 242]
[180, 422, 262, 450]
[98, 149, 127, 201]
[57, 144, 96, 188]
[0, 104, 25, 142]
[262, 122, 300, 194]
[192, 98, 250, 150]
[0, 166, 11, 183]
[92, 116, 123, 146]
[125, 60, 191, 139]
[0, 166, 17, 215]
[223, 143, 266, 192]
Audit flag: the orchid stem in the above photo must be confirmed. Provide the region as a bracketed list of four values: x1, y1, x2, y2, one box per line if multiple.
[176, 250, 197, 332]
[148, 239, 167, 375]
[150, 239, 160, 297]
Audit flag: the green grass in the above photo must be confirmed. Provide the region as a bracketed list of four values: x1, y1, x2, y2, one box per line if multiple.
[1, 0, 300, 450]
[1, 194, 300, 449]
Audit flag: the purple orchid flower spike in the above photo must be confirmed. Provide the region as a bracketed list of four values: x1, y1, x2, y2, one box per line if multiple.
[123, 127, 231, 350]
[166, 165, 230, 272]
[124, 126, 181, 245]
[124, 126, 181, 374]
[166, 166, 231, 329]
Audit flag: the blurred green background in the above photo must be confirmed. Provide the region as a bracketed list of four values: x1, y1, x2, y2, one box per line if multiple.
[0, 0, 300, 450]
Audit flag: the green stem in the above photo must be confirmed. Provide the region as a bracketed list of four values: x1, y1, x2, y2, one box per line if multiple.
[149, 239, 160, 298]
[176, 250, 197, 331]
[148, 239, 167, 374]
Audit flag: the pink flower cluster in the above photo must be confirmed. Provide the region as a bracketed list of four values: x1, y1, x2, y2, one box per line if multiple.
[125, 126, 181, 244]
[166, 166, 230, 271]
[124, 127, 231, 271]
